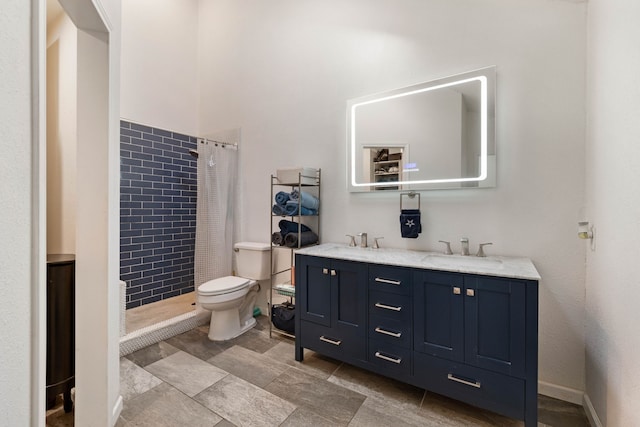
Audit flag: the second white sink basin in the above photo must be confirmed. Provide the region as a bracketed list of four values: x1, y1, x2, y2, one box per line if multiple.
[421, 253, 504, 270]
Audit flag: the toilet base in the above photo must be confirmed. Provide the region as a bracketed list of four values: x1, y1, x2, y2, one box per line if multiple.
[207, 311, 256, 341]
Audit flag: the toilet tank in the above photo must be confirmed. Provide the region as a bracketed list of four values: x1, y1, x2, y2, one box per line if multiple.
[234, 242, 271, 280]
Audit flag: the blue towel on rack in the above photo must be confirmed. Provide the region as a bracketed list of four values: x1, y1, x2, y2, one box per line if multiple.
[284, 231, 319, 248]
[290, 189, 320, 210]
[278, 220, 311, 234]
[274, 191, 290, 205]
[284, 201, 317, 216]
[272, 204, 287, 216]
[400, 209, 422, 239]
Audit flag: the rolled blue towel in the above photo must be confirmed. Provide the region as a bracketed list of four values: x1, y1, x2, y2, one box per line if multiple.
[290, 189, 319, 210]
[272, 204, 287, 216]
[285, 201, 317, 216]
[274, 191, 290, 205]
[284, 231, 319, 248]
[279, 220, 311, 234]
[400, 209, 422, 239]
[271, 232, 284, 246]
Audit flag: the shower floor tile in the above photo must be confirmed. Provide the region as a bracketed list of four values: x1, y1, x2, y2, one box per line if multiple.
[125, 292, 196, 333]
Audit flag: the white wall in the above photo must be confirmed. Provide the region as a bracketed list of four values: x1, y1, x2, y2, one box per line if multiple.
[197, 0, 588, 398]
[47, 11, 77, 254]
[0, 1, 37, 423]
[120, 0, 199, 135]
[585, 0, 640, 425]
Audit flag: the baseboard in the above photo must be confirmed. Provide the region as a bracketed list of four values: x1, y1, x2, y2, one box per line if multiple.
[538, 380, 584, 405]
[112, 394, 123, 424]
[583, 393, 604, 427]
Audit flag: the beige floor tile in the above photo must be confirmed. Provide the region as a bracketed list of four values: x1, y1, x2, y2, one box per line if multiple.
[328, 363, 424, 412]
[195, 374, 296, 427]
[118, 382, 222, 426]
[144, 350, 228, 397]
[208, 345, 289, 388]
[120, 357, 163, 401]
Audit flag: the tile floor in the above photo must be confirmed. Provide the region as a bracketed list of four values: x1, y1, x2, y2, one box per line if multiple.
[47, 315, 590, 427]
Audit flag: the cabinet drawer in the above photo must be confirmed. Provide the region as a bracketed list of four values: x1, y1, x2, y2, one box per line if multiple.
[369, 291, 411, 322]
[414, 352, 525, 420]
[300, 320, 366, 362]
[368, 338, 411, 375]
[369, 265, 412, 295]
[368, 313, 412, 348]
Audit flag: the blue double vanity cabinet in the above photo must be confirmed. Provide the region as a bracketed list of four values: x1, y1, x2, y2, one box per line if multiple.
[294, 243, 540, 427]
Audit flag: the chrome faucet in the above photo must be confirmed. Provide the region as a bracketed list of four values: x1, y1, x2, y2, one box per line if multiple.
[476, 242, 493, 257]
[346, 234, 356, 247]
[438, 240, 453, 255]
[460, 237, 470, 256]
[373, 237, 383, 249]
[358, 232, 368, 248]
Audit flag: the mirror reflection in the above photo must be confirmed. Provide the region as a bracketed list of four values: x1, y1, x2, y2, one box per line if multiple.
[348, 66, 496, 192]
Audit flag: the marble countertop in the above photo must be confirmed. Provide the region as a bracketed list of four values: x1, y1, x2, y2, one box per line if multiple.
[296, 243, 541, 281]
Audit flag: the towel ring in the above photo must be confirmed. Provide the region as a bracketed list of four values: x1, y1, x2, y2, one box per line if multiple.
[400, 192, 420, 210]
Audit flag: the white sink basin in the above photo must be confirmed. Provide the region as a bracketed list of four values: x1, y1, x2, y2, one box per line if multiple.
[421, 253, 504, 270]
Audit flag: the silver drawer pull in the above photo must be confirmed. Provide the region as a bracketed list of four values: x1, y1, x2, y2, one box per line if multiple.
[331, 269, 337, 276]
[447, 374, 481, 389]
[319, 336, 342, 346]
[374, 302, 402, 312]
[374, 351, 402, 364]
[375, 277, 402, 286]
[322, 268, 329, 275]
[374, 327, 402, 338]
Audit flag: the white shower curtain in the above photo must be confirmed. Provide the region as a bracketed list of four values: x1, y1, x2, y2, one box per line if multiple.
[194, 142, 238, 287]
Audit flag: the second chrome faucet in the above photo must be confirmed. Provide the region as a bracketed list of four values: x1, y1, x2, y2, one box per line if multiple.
[439, 238, 493, 257]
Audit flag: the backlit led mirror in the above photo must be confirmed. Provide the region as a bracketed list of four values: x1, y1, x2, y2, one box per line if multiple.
[347, 66, 496, 192]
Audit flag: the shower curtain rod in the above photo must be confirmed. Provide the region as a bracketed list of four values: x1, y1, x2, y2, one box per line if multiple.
[197, 137, 238, 148]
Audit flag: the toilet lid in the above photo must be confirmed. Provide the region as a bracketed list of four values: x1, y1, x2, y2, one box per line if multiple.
[199, 276, 250, 295]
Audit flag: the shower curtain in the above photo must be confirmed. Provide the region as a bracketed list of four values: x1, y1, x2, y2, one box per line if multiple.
[194, 142, 238, 287]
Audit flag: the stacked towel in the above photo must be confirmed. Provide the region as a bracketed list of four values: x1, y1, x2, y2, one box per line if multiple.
[284, 231, 319, 248]
[289, 189, 320, 210]
[400, 209, 422, 239]
[279, 219, 311, 234]
[272, 190, 318, 216]
[272, 220, 317, 247]
[271, 232, 284, 246]
[284, 201, 317, 216]
[274, 191, 290, 205]
[272, 204, 287, 216]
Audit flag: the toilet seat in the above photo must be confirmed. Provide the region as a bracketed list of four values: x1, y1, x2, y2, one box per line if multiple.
[198, 276, 251, 296]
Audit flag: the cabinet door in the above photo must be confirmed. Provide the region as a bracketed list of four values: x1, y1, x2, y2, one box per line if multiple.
[298, 256, 332, 327]
[331, 259, 367, 335]
[464, 276, 526, 378]
[413, 270, 464, 362]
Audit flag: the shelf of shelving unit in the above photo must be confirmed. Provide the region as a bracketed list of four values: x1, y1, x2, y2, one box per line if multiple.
[268, 169, 321, 338]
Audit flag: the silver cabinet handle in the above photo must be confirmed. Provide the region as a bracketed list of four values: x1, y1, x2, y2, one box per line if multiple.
[453, 287, 461, 295]
[375, 277, 401, 286]
[319, 336, 342, 346]
[374, 302, 402, 312]
[466, 289, 475, 297]
[331, 269, 337, 276]
[322, 268, 329, 275]
[374, 327, 402, 338]
[447, 374, 481, 388]
[374, 351, 402, 364]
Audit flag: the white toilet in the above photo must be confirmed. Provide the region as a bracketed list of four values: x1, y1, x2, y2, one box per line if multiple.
[197, 242, 270, 341]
